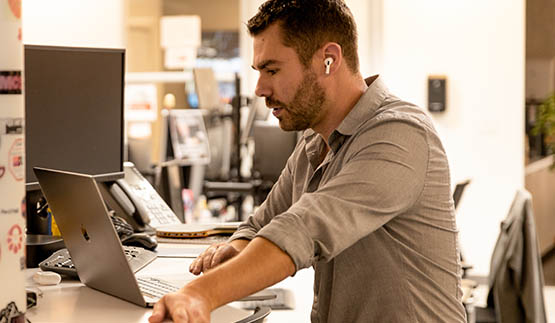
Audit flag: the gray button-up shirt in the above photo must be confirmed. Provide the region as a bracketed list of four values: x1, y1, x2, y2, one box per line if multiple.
[230, 76, 467, 322]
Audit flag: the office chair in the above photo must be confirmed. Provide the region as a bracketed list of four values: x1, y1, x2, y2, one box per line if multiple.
[471, 189, 547, 323]
[453, 179, 473, 277]
[453, 179, 471, 210]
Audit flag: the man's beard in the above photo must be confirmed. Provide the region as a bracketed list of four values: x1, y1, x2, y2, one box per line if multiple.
[266, 71, 326, 131]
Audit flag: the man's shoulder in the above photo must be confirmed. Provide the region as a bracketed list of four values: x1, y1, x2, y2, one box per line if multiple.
[363, 97, 437, 133]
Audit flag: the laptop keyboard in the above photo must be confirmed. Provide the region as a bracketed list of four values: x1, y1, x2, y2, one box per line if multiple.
[125, 246, 157, 272]
[39, 246, 157, 278]
[137, 277, 179, 299]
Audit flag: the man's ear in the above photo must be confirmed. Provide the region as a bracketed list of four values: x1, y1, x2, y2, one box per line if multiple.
[321, 42, 342, 75]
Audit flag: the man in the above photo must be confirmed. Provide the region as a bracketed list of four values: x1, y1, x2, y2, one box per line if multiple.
[149, 1, 467, 322]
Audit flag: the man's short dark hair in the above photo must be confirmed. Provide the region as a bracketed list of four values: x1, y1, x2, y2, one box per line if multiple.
[247, 0, 359, 73]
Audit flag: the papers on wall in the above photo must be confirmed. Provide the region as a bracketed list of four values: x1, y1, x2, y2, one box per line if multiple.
[160, 15, 201, 70]
[164, 47, 198, 70]
[168, 109, 210, 164]
[124, 84, 158, 122]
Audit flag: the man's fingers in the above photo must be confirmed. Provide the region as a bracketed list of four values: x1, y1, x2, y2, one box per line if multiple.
[190, 246, 213, 275]
[168, 304, 189, 323]
[201, 247, 217, 272]
[189, 257, 201, 275]
[211, 244, 239, 267]
[148, 296, 168, 323]
[189, 259, 195, 273]
[154, 294, 191, 323]
[211, 246, 230, 267]
[190, 243, 238, 275]
[149, 289, 211, 323]
[211, 248, 223, 267]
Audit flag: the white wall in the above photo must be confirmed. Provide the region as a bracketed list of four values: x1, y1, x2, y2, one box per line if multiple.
[377, 0, 525, 276]
[22, 0, 125, 48]
[239, 0, 265, 96]
[240, 0, 525, 276]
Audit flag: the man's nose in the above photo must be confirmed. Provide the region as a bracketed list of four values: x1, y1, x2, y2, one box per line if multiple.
[255, 77, 271, 98]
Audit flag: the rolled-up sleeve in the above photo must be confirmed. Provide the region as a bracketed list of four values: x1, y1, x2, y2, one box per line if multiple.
[255, 119, 429, 272]
[228, 140, 298, 242]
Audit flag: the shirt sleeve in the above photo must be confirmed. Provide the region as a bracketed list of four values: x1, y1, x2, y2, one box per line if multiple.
[255, 119, 430, 272]
[228, 139, 299, 242]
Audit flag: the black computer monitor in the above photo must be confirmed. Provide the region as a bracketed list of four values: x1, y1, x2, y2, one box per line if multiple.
[24, 45, 125, 191]
[253, 121, 298, 183]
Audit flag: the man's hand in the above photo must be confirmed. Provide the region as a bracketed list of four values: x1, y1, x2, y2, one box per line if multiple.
[150, 237, 293, 323]
[189, 242, 239, 275]
[189, 242, 241, 275]
[148, 287, 211, 323]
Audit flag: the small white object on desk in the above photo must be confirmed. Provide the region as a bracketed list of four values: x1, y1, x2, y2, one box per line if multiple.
[33, 270, 62, 286]
[240, 288, 295, 310]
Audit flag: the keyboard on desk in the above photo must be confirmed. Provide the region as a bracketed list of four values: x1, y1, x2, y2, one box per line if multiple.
[137, 277, 180, 299]
[39, 246, 157, 278]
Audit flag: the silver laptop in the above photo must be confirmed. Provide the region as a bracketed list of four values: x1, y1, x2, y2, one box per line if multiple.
[33, 167, 179, 307]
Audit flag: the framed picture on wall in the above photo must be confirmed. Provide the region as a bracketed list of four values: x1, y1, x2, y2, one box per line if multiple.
[168, 109, 210, 164]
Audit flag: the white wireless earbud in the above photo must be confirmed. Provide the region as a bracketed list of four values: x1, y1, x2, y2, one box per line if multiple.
[324, 57, 334, 74]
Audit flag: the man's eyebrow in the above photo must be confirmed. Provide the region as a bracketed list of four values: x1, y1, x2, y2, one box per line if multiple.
[252, 59, 279, 71]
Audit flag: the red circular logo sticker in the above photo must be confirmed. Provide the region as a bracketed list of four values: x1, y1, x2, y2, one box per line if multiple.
[7, 224, 23, 254]
[8, 138, 23, 181]
[8, 0, 22, 19]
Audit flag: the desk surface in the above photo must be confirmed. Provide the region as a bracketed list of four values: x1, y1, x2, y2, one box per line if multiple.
[25, 243, 314, 323]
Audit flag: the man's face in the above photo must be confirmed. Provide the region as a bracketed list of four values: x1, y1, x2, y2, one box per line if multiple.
[252, 24, 326, 131]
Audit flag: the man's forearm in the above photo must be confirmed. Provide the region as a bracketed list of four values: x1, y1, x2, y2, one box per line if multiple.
[185, 237, 296, 310]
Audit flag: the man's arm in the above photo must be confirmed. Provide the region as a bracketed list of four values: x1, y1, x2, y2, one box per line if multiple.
[229, 238, 249, 251]
[254, 120, 430, 270]
[189, 239, 250, 275]
[149, 237, 295, 323]
[226, 139, 300, 243]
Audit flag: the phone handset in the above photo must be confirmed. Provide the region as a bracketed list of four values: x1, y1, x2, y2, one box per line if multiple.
[108, 183, 136, 217]
[108, 162, 181, 230]
[111, 178, 151, 226]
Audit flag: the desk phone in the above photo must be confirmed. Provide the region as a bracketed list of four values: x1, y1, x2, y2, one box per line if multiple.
[104, 162, 181, 232]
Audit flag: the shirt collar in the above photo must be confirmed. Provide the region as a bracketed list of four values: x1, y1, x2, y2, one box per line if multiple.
[335, 75, 388, 136]
[302, 75, 389, 149]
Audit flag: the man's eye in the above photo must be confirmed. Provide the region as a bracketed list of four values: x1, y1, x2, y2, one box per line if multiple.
[267, 69, 278, 76]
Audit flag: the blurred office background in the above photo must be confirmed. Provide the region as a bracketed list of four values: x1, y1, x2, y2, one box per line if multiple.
[21, 0, 555, 318]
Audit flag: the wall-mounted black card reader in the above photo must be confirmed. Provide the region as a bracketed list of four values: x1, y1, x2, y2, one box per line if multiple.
[428, 76, 447, 112]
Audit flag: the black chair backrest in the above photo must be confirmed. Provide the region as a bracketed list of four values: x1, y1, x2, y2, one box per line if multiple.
[453, 180, 471, 209]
